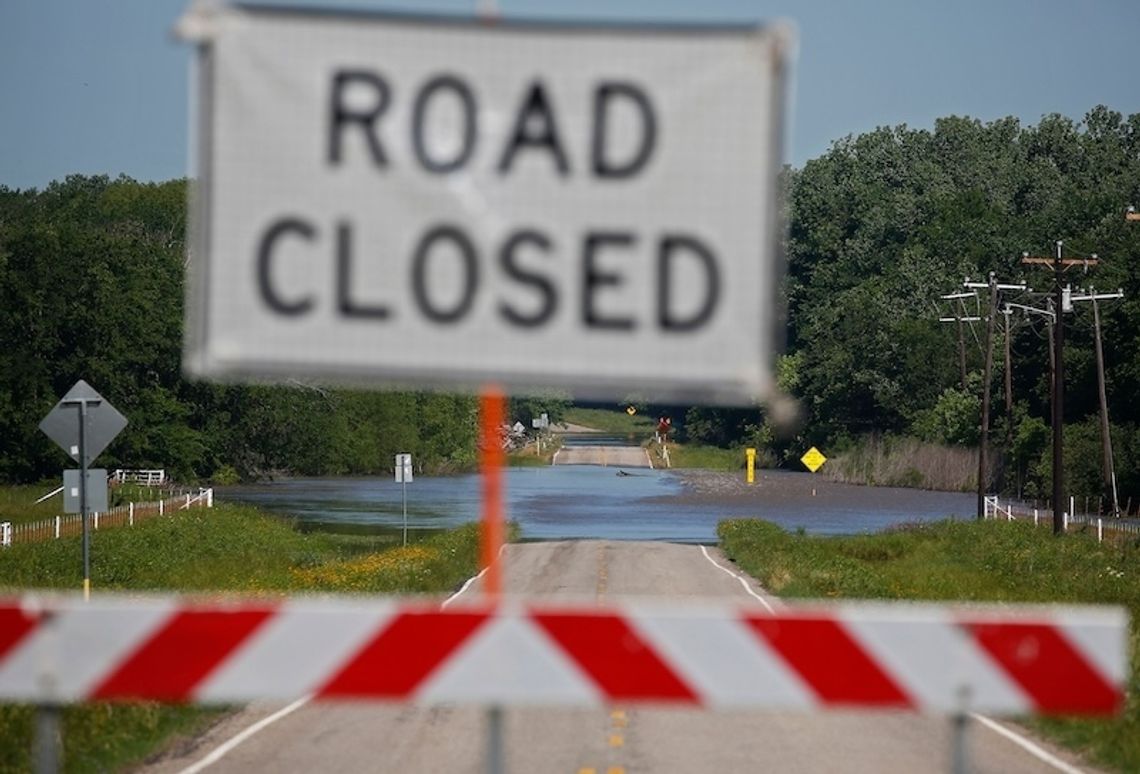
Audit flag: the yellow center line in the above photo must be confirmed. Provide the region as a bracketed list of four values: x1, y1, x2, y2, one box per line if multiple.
[607, 768, 625, 774]
[608, 733, 624, 748]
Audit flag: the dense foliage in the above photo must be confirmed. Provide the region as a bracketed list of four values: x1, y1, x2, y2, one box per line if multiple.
[4, 106, 1139, 497]
[686, 106, 1140, 503]
[0, 176, 479, 482]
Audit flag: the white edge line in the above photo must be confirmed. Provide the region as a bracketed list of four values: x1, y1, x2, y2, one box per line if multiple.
[181, 545, 501, 771]
[177, 694, 312, 774]
[970, 713, 1086, 774]
[696, 547, 1087, 774]
[645, 449, 654, 469]
[441, 565, 488, 609]
[699, 545, 776, 613]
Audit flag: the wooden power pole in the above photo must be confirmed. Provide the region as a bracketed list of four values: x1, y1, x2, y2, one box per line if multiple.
[1070, 284, 1125, 516]
[1021, 242, 1099, 534]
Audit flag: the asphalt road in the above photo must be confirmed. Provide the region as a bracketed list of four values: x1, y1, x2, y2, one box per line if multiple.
[144, 542, 1104, 774]
[553, 445, 653, 467]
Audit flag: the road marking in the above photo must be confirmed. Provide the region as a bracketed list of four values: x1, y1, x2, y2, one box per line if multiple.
[610, 709, 627, 727]
[607, 768, 625, 774]
[608, 734, 624, 748]
[970, 713, 1086, 774]
[181, 557, 495, 771]
[700, 547, 1092, 772]
[552, 449, 562, 465]
[177, 695, 311, 774]
[577, 769, 596, 774]
[699, 545, 776, 612]
[644, 448, 654, 469]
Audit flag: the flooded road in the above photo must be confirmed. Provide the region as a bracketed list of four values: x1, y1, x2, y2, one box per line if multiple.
[221, 466, 975, 543]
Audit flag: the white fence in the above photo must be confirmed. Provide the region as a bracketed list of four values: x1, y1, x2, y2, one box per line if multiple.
[984, 494, 1140, 544]
[110, 469, 167, 486]
[0, 488, 213, 548]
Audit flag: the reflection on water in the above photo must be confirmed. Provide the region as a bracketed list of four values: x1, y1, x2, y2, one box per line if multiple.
[221, 466, 977, 543]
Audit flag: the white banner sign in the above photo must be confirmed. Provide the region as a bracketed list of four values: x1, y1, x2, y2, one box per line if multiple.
[181, 5, 792, 404]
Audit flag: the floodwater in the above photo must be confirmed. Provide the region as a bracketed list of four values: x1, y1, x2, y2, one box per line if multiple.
[220, 465, 977, 543]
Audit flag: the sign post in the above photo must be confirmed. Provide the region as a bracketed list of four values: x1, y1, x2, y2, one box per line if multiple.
[38, 380, 128, 599]
[395, 453, 413, 546]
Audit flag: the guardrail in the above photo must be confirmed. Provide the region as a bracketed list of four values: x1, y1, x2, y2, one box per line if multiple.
[0, 488, 213, 548]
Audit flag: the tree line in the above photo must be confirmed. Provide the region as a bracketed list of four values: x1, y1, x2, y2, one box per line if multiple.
[3, 106, 1139, 500]
[686, 105, 1140, 504]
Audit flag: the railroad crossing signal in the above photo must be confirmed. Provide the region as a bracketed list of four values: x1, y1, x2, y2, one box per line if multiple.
[801, 447, 827, 473]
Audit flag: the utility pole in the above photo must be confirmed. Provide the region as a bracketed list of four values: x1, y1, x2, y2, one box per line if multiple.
[961, 275, 1027, 520]
[1004, 300, 1056, 499]
[1070, 283, 1125, 516]
[939, 291, 979, 392]
[1021, 242, 1099, 534]
[1003, 307, 1014, 456]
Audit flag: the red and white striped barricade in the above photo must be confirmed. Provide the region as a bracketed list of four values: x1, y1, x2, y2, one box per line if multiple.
[0, 596, 1127, 715]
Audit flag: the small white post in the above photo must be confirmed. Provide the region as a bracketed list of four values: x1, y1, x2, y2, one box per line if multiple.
[1063, 510, 1068, 531]
[55, 515, 61, 539]
[1, 522, 11, 547]
[128, 502, 134, 526]
[159, 499, 164, 516]
[1071, 496, 1076, 519]
[1033, 509, 1038, 526]
[186, 493, 191, 509]
[206, 488, 213, 508]
[1098, 518, 1103, 543]
[93, 512, 99, 530]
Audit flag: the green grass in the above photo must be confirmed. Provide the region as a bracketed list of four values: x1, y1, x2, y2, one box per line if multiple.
[0, 500, 489, 772]
[0, 484, 69, 525]
[0, 483, 188, 526]
[718, 518, 1140, 772]
[658, 443, 748, 471]
[562, 407, 654, 433]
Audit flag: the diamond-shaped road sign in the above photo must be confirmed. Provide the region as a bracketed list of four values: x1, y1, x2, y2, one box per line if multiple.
[801, 446, 827, 473]
[38, 380, 128, 465]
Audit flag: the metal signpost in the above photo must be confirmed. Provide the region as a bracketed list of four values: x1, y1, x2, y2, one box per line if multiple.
[395, 453, 413, 546]
[38, 380, 127, 600]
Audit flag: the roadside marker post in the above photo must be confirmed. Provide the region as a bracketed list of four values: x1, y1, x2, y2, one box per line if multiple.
[395, 453, 413, 547]
[745, 448, 756, 484]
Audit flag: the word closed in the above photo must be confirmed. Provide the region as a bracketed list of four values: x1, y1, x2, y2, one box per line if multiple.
[182, 6, 791, 403]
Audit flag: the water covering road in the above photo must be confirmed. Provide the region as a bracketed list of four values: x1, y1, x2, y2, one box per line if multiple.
[221, 465, 977, 542]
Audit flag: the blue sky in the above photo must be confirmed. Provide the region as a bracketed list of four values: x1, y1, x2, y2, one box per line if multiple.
[1, 0, 1137, 190]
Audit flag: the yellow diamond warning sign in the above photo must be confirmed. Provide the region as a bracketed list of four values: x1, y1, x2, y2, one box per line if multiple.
[626, 406, 637, 416]
[800, 447, 827, 473]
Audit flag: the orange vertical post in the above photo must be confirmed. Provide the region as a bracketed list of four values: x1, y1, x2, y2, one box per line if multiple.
[480, 387, 505, 598]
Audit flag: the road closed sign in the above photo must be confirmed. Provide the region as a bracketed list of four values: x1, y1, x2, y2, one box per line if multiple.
[179, 5, 793, 404]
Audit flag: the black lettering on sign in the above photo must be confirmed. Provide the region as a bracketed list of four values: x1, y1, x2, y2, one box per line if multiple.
[412, 225, 479, 324]
[257, 218, 316, 316]
[499, 230, 558, 327]
[657, 235, 720, 332]
[328, 70, 391, 167]
[336, 222, 391, 320]
[498, 81, 570, 176]
[582, 232, 636, 331]
[592, 82, 657, 179]
[413, 75, 477, 173]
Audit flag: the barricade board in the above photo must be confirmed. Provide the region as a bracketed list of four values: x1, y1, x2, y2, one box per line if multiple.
[0, 596, 1126, 715]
